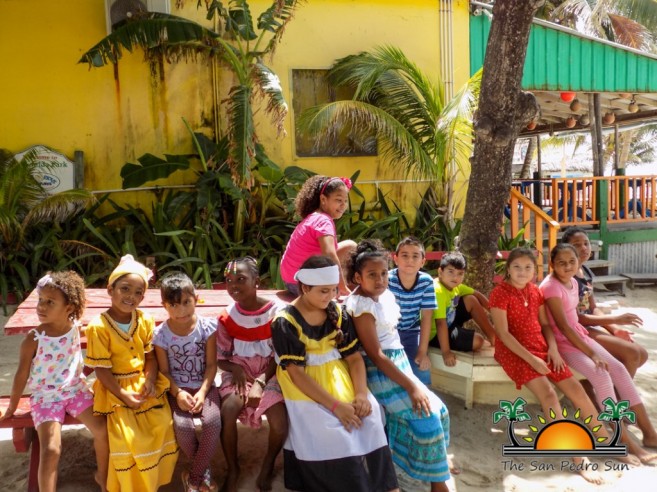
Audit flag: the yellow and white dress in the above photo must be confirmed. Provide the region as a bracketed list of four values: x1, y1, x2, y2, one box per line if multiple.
[84, 309, 178, 492]
[271, 303, 397, 492]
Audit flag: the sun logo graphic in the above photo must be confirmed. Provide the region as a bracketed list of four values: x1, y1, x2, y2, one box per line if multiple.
[493, 397, 633, 457]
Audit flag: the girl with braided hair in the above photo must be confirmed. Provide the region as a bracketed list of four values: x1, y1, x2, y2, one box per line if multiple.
[271, 255, 398, 492]
[216, 257, 288, 492]
[345, 240, 452, 492]
[280, 175, 357, 296]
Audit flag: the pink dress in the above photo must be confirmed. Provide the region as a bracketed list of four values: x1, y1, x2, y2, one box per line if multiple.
[217, 300, 286, 427]
[280, 212, 338, 283]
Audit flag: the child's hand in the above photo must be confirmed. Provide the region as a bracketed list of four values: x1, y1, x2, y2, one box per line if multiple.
[121, 391, 143, 409]
[614, 313, 642, 328]
[442, 351, 456, 367]
[546, 347, 565, 372]
[190, 392, 205, 414]
[176, 390, 195, 412]
[415, 352, 431, 371]
[246, 382, 263, 408]
[139, 379, 156, 399]
[528, 355, 550, 375]
[408, 386, 431, 417]
[590, 353, 608, 371]
[0, 405, 16, 421]
[352, 392, 372, 418]
[612, 328, 635, 342]
[232, 367, 248, 398]
[333, 401, 362, 432]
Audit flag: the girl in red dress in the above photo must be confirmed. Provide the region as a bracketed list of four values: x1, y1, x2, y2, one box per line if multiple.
[489, 248, 643, 477]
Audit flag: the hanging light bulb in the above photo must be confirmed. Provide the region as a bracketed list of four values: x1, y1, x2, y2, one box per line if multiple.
[628, 98, 639, 113]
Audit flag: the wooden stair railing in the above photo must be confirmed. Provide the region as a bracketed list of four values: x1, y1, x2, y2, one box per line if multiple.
[509, 188, 560, 280]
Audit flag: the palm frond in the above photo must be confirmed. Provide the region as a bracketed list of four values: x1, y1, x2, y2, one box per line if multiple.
[300, 100, 437, 180]
[252, 62, 288, 137]
[226, 84, 256, 184]
[258, 0, 304, 56]
[78, 13, 220, 67]
[22, 190, 96, 227]
[608, 13, 653, 49]
[613, 0, 657, 33]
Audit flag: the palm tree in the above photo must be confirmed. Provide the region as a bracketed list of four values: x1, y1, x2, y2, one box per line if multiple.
[78, 0, 302, 241]
[549, 0, 657, 51]
[297, 46, 481, 224]
[0, 149, 95, 309]
[493, 397, 532, 447]
[598, 397, 636, 446]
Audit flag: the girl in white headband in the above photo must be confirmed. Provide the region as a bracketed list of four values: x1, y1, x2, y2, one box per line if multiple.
[271, 255, 398, 492]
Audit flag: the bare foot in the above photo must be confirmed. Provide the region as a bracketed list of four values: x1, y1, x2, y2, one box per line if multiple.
[447, 455, 461, 475]
[616, 454, 641, 467]
[256, 472, 274, 492]
[643, 437, 657, 449]
[574, 458, 605, 485]
[220, 468, 240, 492]
[94, 471, 107, 492]
[639, 451, 657, 466]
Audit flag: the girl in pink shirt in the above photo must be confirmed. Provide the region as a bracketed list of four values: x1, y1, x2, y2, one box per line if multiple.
[540, 243, 657, 452]
[280, 175, 356, 296]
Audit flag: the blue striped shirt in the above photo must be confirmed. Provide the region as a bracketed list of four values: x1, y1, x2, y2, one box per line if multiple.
[388, 269, 438, 332]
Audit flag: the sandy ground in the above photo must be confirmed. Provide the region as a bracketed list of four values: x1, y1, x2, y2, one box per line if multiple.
[2, 287, 657, 491]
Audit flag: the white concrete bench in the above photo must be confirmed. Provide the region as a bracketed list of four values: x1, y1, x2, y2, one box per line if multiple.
[428, 346, 585, 409]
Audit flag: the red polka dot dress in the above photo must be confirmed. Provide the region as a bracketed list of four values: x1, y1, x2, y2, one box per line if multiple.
[489, 281, 572, 389]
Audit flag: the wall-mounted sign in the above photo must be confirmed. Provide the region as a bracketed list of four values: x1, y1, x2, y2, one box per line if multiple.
[14, 145, 76, 193]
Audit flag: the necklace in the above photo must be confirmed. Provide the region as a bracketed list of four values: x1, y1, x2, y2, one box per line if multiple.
[519, 287, 529, 307]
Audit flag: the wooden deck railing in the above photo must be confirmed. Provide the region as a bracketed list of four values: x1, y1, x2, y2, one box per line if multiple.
[511, 175, 657, 227]
[508, 188, 560, 280]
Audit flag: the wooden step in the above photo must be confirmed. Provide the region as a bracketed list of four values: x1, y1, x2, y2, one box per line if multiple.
[620, 273, 657, 289]
[591, 275, 628, 296]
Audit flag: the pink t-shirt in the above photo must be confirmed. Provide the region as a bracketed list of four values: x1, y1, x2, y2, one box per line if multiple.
[280, 212, 338, 283]
[539, 274, 591, 353]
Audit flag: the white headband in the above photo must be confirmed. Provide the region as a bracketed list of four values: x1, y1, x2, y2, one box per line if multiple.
[294, 265, 340, 286]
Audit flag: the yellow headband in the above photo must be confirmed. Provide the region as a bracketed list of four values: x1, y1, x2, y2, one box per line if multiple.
[108, 254, 152, 287]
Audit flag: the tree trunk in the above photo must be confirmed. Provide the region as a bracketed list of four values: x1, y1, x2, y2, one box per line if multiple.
[519, 138, 536, 179]
[460, 0, 543, 295]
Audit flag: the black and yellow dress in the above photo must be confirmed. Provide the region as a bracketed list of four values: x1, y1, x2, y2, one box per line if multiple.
[271, 303, 397, 492]
[84, 309, 179, 492]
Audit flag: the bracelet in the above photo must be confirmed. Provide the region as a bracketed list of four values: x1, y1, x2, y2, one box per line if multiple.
[254, 378, 266, 389]
[330, 400, 339, 414]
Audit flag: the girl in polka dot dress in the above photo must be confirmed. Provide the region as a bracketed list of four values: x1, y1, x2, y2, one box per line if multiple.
[489, 248, 650, 476]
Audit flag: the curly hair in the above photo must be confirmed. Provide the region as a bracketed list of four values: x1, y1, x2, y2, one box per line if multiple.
[346, 239, 389, 284]
[41, 271, 86, 320]
[295, 175, 349, 218]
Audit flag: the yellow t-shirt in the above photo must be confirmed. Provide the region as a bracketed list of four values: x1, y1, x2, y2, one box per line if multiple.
[431, 281, 474, 339]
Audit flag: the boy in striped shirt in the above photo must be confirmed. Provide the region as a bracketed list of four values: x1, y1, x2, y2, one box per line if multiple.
[388, 237, 437, 385]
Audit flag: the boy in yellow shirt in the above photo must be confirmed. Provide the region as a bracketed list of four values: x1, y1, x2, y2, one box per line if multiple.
[430, 252, 496, 366]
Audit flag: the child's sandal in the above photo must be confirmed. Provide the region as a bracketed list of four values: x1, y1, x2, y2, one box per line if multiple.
[201, 469, 218, 492]
[182, 470, 201, 492]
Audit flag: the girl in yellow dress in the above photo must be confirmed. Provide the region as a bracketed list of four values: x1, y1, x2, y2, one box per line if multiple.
[84, 255, 178, 491]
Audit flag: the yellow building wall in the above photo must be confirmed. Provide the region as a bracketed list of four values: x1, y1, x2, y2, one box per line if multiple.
[0, 0, 472, 216]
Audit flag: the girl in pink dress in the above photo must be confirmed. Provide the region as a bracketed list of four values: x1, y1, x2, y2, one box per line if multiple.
[280, 175, 357, 296]
[217, 257, 288, 492]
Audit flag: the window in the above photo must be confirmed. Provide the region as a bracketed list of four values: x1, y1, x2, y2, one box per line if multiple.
[292, 69, 377, 157]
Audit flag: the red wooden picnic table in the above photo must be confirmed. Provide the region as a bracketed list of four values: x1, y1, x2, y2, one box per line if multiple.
[4, 288, 294, 336]
[2, 287, 293, 492]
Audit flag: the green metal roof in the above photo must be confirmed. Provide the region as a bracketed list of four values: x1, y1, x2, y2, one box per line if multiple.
[470, 9, 657, 93]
